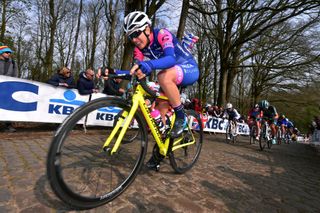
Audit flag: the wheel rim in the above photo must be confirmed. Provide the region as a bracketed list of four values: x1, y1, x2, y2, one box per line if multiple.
[48, 98, 147, 207]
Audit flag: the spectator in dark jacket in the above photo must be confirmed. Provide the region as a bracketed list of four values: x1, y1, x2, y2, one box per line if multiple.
[77, 68, 99, 95]
[96, 67, 125, 96]
[0, 43, 17, 132]
[47, 67, 75, 88]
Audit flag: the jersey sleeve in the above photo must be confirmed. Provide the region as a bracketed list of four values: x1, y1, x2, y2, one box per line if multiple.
[133, 47, 144, 61]
[157, 28, 174, 50]
[146, 29, 176, 70]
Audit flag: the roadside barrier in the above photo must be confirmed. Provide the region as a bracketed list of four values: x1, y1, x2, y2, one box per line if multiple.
[0, 75, 249, 135]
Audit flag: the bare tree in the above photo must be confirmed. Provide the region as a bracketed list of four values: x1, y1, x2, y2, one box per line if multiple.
[190, 0, 320, 107]
[71, 0, 83, 72]
[176, 0, 190, 40]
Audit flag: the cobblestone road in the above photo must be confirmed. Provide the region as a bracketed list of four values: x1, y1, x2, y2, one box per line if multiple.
[0, 130, 319, 213]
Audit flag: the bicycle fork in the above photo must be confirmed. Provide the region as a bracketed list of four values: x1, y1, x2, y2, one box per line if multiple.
[102, 102, 138, 155]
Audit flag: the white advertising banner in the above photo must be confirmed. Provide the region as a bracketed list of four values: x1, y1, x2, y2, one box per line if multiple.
[0, 75, 249, 135]
[200, 113, 250, 135]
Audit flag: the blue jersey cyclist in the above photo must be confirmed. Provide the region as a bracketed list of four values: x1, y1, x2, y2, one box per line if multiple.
[123, 11, 199, 135]
[123, 11, 200, 169]
[277, 114, 294, 137]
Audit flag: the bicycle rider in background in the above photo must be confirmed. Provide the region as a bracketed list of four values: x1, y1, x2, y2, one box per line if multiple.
[277, 114, 288, 139]
[277, 114, 294, 141]
[247, 104, 263, 140]
[122, 11, 200, 169]
[222, 103, 241, 139]
[259, 100, 279, 144]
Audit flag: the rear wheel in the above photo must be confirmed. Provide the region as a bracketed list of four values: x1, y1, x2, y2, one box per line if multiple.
[47, 97, 148, 209]
[276, 128, 282, 145]
[250, 125, 257, 145]
[169, 110, 203, 174]
[267, 126, 273, 149]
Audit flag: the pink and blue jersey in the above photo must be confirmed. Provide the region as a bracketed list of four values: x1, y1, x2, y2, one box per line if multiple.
[133, 28, 199, 87]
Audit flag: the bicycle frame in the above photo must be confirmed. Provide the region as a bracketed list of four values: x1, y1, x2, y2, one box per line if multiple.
[102, 83, 196, 156]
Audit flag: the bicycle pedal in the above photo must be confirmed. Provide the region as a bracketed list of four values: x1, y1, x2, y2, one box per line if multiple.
[103, 147, 112, 155]
[155, 164, 160, 172]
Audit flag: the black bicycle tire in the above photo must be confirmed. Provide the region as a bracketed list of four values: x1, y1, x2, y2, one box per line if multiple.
[259, 124, 266, 151]
[231, 121, 237, 144]
[46, 97, 148, 209]
[276, 128, 282, 145]
[267, 125, 273, 149]
[225, 123, 231, 143]
[169, 110, 203, 174]
[250, 126, 256, 145]
[267, 136, 273, 149]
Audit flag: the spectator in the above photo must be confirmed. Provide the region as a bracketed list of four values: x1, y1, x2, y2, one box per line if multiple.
[183, 99, 192, 110]
[212, 106, 223, 118]
[77, 68, 99, 95]
[190, 98, 202, 113]
[310, 116, 320, 134]
[97, 67, 125, 96]
[238, 115, 246, 123]
[204, 104, 212, 115]
[47, 67, 76, 88]
[0, 43, 18, 132]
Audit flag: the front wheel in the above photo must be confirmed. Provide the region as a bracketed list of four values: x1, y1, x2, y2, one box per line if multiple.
[259, 124, 267, 151]
[46, 97, 148, 209]
[169, 110, 203, 174]
[226, 121, 237, 144]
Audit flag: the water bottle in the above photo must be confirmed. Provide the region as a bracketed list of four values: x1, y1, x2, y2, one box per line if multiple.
[150, 109, 166, 134]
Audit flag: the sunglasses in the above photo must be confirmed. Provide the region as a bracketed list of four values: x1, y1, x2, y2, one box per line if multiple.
[128, 30, 143, 40]
[4, 52, 11, 54]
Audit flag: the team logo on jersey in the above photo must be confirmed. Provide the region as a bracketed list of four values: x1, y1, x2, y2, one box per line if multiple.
[162, 35, 170, 42]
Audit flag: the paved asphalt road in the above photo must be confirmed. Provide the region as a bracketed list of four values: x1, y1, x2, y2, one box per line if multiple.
[0, 129, 319, 212]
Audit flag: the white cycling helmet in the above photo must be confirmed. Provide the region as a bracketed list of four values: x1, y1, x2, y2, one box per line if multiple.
[226, 103, 233, 109]
[124, 11, 151, 35]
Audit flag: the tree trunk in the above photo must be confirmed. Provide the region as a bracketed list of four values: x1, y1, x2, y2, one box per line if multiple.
[0, 0, 7, 41]
[176, 0, 190, 40]
[44, 0, 58, 80]
[213, 47, 219, 105]
[71, 0, 83, 71]
[107, 0, 119, 68]
[217, 62, 228, 107]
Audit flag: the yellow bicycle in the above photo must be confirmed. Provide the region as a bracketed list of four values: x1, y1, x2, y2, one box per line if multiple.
[46, 74, 203, 209]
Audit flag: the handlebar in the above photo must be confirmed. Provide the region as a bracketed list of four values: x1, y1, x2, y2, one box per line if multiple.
[139, 78, 160, 98]
[106, 74, 159, 98]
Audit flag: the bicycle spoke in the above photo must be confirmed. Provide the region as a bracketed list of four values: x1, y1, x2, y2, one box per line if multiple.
[47, 98, 148, 209]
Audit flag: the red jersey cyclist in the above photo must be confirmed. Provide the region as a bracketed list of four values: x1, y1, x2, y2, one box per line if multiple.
[247, 104, 263, 140]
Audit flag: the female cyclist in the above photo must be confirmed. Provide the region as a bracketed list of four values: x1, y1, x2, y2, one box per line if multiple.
[124, 11, 199, 138]
[122, 11, 200, 169]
